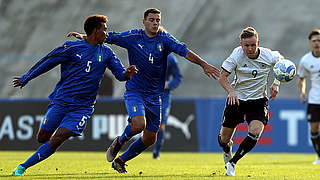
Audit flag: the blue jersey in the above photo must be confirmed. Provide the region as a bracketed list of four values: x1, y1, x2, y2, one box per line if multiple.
[106, 29, 189, 95]
[19, 39, 127, 107]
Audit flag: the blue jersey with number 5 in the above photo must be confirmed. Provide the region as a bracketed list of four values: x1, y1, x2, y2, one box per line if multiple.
[106, 29, 189, 95]
[19, 39, 127, 107]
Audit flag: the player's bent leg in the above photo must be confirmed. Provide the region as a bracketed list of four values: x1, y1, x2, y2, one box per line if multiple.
[107, 116, 146, 162]
[153, 124, 165, 160]
[229, 120, 263, 166]
[142, 129, 157, 146]
[218, 127, 235, 164]
[310, 122, 320, 164]
[49, 127, 76, 150]
[37, 128, 53, 144]
[13, 141, 56, 176]
[112, 129, 155, 173]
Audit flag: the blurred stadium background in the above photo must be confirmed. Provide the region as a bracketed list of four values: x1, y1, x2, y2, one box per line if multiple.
[0, 0, 320, 153]
[1, 0, 319, 98]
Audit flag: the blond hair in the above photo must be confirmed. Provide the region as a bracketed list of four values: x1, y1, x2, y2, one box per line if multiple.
[239, 27, 258, 40]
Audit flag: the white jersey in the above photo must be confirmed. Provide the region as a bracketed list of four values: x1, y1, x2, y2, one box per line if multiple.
[298, 52, 320, 105]
[222, 46, 282, 101]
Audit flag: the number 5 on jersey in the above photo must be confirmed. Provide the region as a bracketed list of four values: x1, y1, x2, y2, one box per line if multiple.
[85, 61, 92, 72]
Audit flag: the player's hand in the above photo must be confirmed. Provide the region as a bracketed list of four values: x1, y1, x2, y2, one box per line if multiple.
[66, 32, 85, 40]
[202, 63, 220, 79]
[269, 83, 279, 100]
[12, 77, 23, 89]
[227, 91, 239, 105]
[124, 65, 138, 79]
[299, 93, 307, 104]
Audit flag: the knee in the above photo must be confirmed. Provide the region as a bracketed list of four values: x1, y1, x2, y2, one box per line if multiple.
[49, 136, 66, 150]
[37, 136, 48, 144]
[248, 127, 263, 137]
[218, 134, 230, 145]
[131, 117, 146, 132]
[142, 133, 157, 146]
[37, 131, 50, 143]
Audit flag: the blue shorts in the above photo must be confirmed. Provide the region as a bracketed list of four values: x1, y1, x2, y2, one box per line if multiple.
[124, 91, 161, 132]
[41, 103, 94, 136]
[161, 93, 172, 125]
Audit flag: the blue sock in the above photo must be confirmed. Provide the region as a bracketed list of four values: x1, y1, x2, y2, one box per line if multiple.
[119, 137, 147, 162]
[153, 129, 165, 157]
[119, 124, 134, 144]
[20, 141, 55, 169]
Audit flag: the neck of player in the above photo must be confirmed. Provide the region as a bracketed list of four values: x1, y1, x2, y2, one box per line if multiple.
[312, 50, 320, 57]
[86, 35, 99, 45]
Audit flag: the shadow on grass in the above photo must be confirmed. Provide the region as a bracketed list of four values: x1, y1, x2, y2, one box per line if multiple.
[2, 172, 223, 179]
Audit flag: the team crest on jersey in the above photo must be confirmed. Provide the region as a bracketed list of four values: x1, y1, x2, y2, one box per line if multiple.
[133, 106, 138, 112]
[98, 54, 102, 62]
[43, 118, 48, 124]
[157, 43, 163, 52]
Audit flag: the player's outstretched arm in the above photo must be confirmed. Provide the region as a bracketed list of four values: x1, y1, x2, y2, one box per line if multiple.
[298, 77, 307, 104]
[185, 50, 220, 79]
[12, 77, 23, 89]
[269, 80, 280, 101]
[124, 65, 138, 79]
[66, 32, 86, 40]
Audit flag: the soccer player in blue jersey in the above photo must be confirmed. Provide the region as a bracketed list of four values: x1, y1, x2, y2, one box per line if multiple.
[68, 8, 220, 173]
[152, 53, 183, 160]
[11, 14, 137, 176]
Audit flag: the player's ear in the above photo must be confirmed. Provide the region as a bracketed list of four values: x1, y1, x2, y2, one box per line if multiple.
[257, 40, 260, 46]
[240, 41, 242, 46]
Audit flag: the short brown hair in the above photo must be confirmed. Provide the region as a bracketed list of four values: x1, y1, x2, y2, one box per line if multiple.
[84, 14, 108, 36]
[239, 27, 258, 40]
[308, 29, 320, 40]
[144, 8, 161, 19]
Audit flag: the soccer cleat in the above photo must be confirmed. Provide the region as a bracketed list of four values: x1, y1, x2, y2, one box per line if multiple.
[153, 153, 160, 160]
[112, 158, 128, 173]
[12, 165, 26, 176]
[106, 136, 122, 162]
[223, 140, 233, 164]
[312, 158, 320, 165]
[225, 162, 235, 176]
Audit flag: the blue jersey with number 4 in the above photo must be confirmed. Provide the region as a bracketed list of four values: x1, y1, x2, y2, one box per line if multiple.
[19, 39, 127, 107]
[106, 29, 189, 95]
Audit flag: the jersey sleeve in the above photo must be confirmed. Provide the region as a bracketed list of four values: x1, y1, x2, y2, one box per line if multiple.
[297, 58, 308, 78]
[221, 47, 240, 74]
[19, 42, 71, 87]
[105, 48, 127, 81]
[167, 54, 183, 90]
[105, 31, 132, 49]
[165, 33, 189, 57]
[270, 50, 284, 65]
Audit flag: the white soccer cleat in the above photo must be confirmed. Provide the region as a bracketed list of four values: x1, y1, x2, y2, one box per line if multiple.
[312, 158, 320, 165]
[223, 140, 233, 164]
[226, 162, 235, 176]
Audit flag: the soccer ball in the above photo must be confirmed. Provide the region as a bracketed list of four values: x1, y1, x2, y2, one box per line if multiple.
[273, 59, 296, 82]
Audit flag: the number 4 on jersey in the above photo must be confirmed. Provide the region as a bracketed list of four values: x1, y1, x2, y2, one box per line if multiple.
[149, 53, 154, 64]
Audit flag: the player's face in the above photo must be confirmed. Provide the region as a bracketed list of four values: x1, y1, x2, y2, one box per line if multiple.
[309, 35, 320, 53]
[95, 23, 107, 44]
[143, 13, 161, 37]
[241, 36, 259, 59]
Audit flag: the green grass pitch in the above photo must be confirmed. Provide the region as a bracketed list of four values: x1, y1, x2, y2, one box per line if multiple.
[0, 151, 319, 179]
